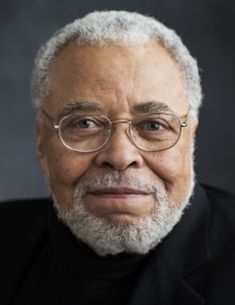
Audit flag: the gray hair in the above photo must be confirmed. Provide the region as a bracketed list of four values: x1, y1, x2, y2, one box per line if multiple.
[31, 10, 202, 117]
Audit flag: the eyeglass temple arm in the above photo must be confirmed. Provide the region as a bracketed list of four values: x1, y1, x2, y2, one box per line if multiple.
[180, 114, 188, 128]
[39, 109, 188, 129]
[39, 109, 59, 129]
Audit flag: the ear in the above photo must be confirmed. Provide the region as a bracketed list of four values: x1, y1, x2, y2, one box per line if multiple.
[190, 116, 199, 135]
[35, 115, 49, 175]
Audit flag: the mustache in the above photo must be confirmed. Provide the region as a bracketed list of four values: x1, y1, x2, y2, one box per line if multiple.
[74, 172, 167, 199]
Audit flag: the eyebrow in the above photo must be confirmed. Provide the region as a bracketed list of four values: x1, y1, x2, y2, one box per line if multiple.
[60, 100, 105, 117]
[133, 101, 172, 114]
[59, 99, 172, 118]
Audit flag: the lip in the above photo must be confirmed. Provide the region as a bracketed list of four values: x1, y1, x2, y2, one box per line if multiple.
[88, 188, 149, 199]
[91, 187, 148, 195]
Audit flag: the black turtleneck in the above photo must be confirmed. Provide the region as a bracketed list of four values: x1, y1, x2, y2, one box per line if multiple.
[49, 205, 149, 305]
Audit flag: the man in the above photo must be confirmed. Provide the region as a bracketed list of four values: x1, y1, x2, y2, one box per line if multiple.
[1, 11, 234, 305]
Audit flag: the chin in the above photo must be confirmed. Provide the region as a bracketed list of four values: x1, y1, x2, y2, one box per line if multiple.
[51, 169, 195, 256]
[105, 213, 145, 225]
[53, 192, 192, 256]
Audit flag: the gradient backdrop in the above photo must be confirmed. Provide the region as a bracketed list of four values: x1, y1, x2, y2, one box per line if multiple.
[1, 0, 234, 200]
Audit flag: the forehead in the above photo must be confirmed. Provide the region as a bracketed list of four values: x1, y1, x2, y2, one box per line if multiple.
[45, 42, 188, 118]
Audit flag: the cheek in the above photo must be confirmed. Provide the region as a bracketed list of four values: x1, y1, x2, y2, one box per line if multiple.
[46, 146, 94, 204]
[144, 144, 193, 203]
[49, 152, 93, 184]
[148, 149, 191, 181]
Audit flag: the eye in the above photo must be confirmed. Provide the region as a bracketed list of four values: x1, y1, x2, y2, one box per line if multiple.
[76, 119, 96, 129]
[138, 119, 168, 132]
[61, 115, 109, 136]
[67, 117, 100, 129]
[144, 120, 166, 131]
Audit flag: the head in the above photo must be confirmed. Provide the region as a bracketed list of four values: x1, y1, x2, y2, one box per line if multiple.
[33, 11, 202, 256]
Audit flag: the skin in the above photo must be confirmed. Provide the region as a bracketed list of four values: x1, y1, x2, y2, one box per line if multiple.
[36, 42, 198, 223]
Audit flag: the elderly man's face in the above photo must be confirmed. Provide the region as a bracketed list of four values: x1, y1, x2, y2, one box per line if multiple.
[36, 42, 197, 225]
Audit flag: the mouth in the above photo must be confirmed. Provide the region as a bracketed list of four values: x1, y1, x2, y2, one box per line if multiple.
[88, 188, 149, 199]
[84, 187, 155, 218]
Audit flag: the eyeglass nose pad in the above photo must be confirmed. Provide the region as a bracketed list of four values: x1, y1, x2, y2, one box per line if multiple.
[125, 123, 141, 149]
[103, 127, 113, 146]
[110, 121, 140, 151]
[104, 120, 134, 148]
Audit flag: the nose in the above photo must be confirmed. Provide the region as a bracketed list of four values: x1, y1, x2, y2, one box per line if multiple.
[94, 123, 144, 170]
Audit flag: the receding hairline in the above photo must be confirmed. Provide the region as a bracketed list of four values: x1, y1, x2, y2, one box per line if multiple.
[31, 11, 202, 117]
[50, 37, 182, 62]
[45, 39, 188, 102]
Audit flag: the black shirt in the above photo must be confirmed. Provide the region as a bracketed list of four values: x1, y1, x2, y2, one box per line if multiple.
[49, 206, 149, 305]
[1, 184, 235, 305]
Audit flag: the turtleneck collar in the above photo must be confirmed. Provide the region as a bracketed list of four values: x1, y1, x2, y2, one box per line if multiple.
[48, 204, 149, 279]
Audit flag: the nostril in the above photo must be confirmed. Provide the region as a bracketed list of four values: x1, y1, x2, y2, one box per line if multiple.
[101, 162, 114, 169]
[94, 129, 144, 170]
[100, 160, 139, 171]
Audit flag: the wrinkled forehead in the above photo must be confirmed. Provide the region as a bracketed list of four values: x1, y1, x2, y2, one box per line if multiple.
[44, 42, 189, 119]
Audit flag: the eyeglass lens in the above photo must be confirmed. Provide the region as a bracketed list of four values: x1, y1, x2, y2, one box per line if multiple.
[58, 113, 181, 152]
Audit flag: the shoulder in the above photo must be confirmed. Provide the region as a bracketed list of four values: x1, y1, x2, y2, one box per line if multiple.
[203, 183, 235, 206]
[201, 184, 235, 260]
[0, 198, 52, 261]
[0, 198, 50, 234]
[202, 184, 235, 230]
[196, 185, 235, 301]
[0, 198, 51, 250]
[0, 199, 53, 304]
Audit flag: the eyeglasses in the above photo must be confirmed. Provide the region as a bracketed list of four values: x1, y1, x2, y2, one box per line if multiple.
[40, 109, 188, 153]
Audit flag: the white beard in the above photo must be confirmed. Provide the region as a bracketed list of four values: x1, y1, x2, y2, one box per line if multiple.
[52, 170, 195, 257]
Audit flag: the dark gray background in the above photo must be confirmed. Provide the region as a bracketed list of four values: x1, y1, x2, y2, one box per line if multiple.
[1, 0, 234, 201]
